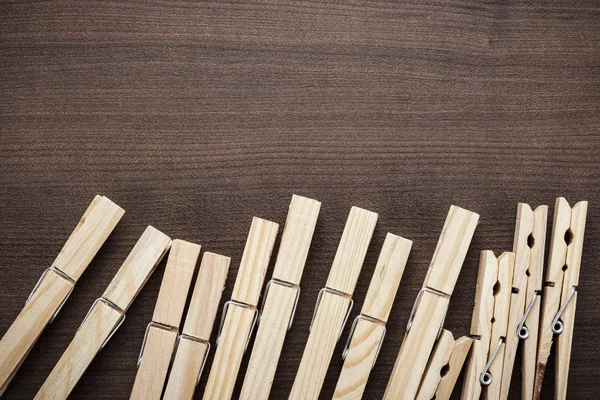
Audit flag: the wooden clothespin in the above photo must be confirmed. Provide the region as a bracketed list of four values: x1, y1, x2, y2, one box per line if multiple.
[499, 203, 548, 399]
[0, 195, 124, 396]
[129, 239, 201, 400]
[384, 205, 479, 400]
[35, 226, 172, 400]
[202, 217, 279, 400]
[461, 251, 515, 400]
[163, 252, 230, 400]
[333, 233, 412, 400]
[416, 330, 472, 400]
[534, 198, 587, 400]
[240, 195, 321, 400]
[289, 206, 378, 400]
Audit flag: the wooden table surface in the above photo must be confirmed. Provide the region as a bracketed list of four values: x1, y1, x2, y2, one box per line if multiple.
[1, 1, 598, 399]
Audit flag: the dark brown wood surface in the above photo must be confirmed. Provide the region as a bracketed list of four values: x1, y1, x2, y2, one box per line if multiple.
[1, 1, 599, 399]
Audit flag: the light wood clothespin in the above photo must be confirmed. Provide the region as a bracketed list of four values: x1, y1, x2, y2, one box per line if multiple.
[499, 203, 547, 400]
[35, 226, 172, 400]
[240, 195, 321, 400]
[289, 206, 378, 400]
[384, 205, 479, 400]
[416, 330, 472, 400]
[129, 239, 201, 400]
[0, 195, 124, 396]
[202, 217, 279, 400]
[461, 251, 515, 400]
[333, 233, 412, 400]
[163, 252, 230, 400]
[534, 198, 587, 400]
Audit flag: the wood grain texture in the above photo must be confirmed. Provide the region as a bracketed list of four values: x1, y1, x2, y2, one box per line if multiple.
[271, 194, 321, 285]
[416, 329, 455, 400]
[151, 239, 200, 328]
[289, 291, 351, 400]
[129, 326, 178, 400]
[182, 252, 230, 341]
[1, 1, 599, 399]
[231, 217, 279, 307]
[361, 233, 412, 322]
[435, 336, 473, 400]
[326, 206, 378, 295]
[163, 339, 208, 400]
[333, 318, 386, 400]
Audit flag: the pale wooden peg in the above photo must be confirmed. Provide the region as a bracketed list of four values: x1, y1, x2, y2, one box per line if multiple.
[499, 203, 548, 400]
[0, 195, 124, 396]
[333, 233, 412, 400]
[130, 239, 200, 400]
[289, 206, 378, 400]
[485, 252, 514, 400]
[461, 251, 498, 400]
[534, 199, 587, 400]
[434, 336, 473, 400]
[416, 329, 456, 400]
[163, 252, 230, 400]
[35, 226, 171, 400]
[384, 205, 479, 400]
[203, 217, 279, 400]
[240, 195, 320, 400]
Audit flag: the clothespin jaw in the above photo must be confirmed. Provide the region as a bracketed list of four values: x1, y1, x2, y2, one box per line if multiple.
[35, 226, 172, 400]
[240, 195, 321, 400]
[333, 233, 412, 400]
[0, 195, 124, 396]
[384, 205, 479, 400]
[500, 203, 548, 400]
[461, 251, 514, 400]
[130, 239, 201, 400]
[430, 336, 473, 400]
[203, 217, 279, 400]
[289, 206, 378, 400]
[163, 252, 230, 400]
[534, 198, 587, 400]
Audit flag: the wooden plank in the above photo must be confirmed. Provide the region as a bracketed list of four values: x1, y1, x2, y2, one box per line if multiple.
[486, 251, 514, 400]
[423, 205, 479, 295]
[326, 206, 378, 295]
[461, 251, 498, 400]
[0, 195, 124, 396]
[162, 251, 230, 400]
[271, 194, 321, 285]
[239, 283, 297, 400]
[416, 329, 455, 400]
[129, 239, 199, 400]
[103, 225, 172, 312]
[129, 327, 178, 400]
[34, 226, 171, 400]
[231, 217, 279, 306]
[202, 304, 256, 400]
[434, 336, 473, 400]
[361, 233, 412, 322]
[183, 252, 230, 341]
[34, 300, 123, 400]
[289, 291, 351, 400]
[151, 239, 200, 327]
[163, 339, 208, 400]
[384, 292, 450, 400]
[521, 205, 548, 400]
[332, 318, 386, 400]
